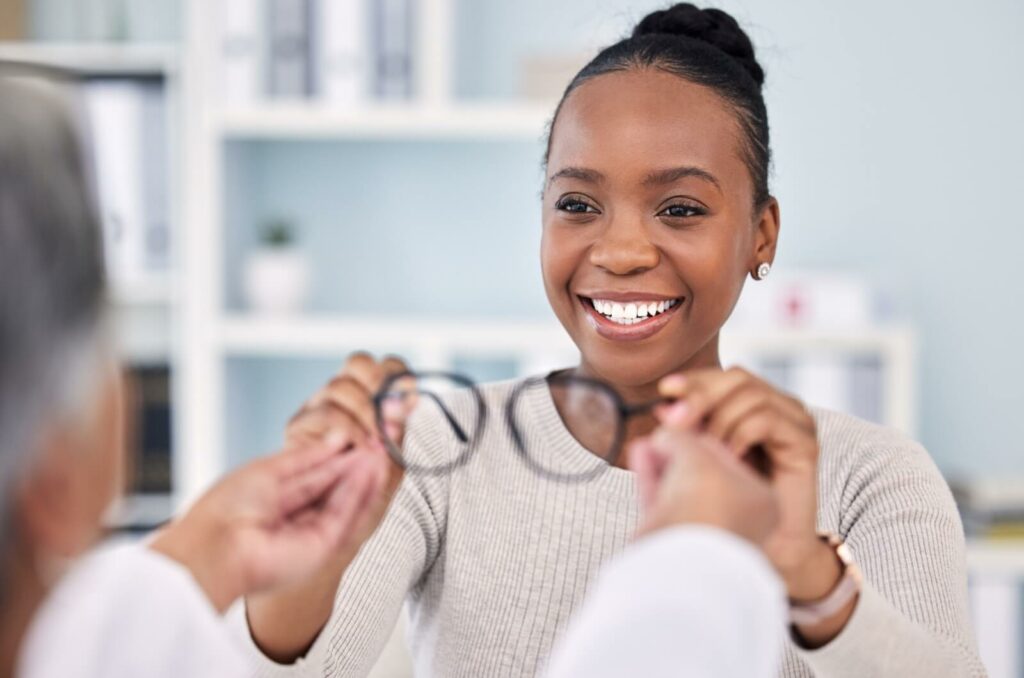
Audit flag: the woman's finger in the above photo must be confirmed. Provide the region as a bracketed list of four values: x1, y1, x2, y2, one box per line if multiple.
[702, 381, 773, 443]
[726, 407, 815, 472]
[306, 375, 378, 439]
[655, 366, 755, 429]
[340, 352, 386, 397]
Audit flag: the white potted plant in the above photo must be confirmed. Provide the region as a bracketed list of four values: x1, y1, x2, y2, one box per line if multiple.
[243, 218, 310, 314]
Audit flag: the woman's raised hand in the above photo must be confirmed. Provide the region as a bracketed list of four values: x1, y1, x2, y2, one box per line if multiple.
[653, 368, 834, 592]
[244, 352, 413, 663]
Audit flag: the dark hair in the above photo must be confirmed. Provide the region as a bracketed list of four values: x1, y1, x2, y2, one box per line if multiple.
[544, 3, 771, 208]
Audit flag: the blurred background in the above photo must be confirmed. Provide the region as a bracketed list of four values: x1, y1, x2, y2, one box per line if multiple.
[1, 0, 1022, 675]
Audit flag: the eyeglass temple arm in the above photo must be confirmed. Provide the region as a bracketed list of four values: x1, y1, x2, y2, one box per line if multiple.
[421, 391, 470, 443]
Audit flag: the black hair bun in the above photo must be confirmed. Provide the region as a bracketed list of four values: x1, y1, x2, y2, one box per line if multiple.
[632, 3, 764, 87]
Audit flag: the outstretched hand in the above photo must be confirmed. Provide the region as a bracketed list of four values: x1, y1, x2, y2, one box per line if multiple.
[151, 439, 389, 613]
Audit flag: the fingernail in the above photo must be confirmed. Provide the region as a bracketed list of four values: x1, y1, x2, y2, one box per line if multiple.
[663, 401, 691, 426]
[659, 374, 686, 393]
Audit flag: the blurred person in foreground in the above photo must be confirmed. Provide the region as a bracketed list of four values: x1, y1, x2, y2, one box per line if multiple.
[0, 74, 392, 678]
[0, 72, 788, 678]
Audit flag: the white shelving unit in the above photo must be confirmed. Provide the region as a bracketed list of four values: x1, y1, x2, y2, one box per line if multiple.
[218, 103, 552, 140]
[0, 41, 177, 75]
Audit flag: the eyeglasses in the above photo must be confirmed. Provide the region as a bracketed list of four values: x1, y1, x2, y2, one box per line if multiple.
[373, 370, 670, 483]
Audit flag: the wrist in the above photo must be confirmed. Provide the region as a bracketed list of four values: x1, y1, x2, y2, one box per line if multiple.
[779, 538, 843, 601]
[150, 515, 242, 613]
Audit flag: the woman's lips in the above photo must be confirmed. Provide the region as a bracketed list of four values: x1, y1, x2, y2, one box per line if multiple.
[577, 294, 684, 342]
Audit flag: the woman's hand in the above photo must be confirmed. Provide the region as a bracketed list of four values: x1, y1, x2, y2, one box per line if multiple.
[656, 367, 855, 644]
[244, 352, 412, 662]
[150, 439, 387, 613]
[283, 352, 411, 551]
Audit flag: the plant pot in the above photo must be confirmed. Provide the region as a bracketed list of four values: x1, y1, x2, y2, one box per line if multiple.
[243, 247, 310, 314]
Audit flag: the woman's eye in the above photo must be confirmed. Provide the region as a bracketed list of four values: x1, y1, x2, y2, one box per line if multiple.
[555, 197, 598, 214]
[659, 203, 705, 219]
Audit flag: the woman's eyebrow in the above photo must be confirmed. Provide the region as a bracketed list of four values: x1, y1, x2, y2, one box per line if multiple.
[643, 166, 722, 193]
[547, 166, 604, 186]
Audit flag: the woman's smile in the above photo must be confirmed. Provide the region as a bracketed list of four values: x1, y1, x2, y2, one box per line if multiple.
[576, 292, 685, 342]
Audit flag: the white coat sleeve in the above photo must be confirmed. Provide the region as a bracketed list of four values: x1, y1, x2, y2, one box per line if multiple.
[544, 525, 786, 678]
[17, 541, 251, 678]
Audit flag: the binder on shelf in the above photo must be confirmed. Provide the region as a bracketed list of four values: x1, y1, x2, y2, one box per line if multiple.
[315, 0, 371, 105]
[220, 0, 265, 103]
[138, 81, 170, 271]
[84, 80, 147, 284]
[83, 78, 170, 285]
[267, 0, 314, 99]
[373, 0, 414, 100]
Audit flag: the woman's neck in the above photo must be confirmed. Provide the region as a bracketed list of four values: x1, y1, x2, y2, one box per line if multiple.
[575, 334, 723, 405]
[0, 546, 48, 678]
[562, 335, 724, 468]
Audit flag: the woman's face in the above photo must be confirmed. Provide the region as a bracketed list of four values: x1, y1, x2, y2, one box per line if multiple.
[542, 68, 779, 392]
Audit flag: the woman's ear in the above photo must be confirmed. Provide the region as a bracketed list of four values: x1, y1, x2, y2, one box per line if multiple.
[14, 432, 96, 560]
[14, 370, 127, 561]
[750, 196, 780, 268]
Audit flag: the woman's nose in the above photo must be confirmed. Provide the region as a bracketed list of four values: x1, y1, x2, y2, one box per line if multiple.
[588, 218, 660, 275]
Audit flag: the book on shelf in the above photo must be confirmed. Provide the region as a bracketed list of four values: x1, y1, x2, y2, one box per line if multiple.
[126, 365, 173, 496]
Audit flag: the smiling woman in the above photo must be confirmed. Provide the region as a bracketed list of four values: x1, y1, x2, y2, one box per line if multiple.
[237, 4, 985, 678]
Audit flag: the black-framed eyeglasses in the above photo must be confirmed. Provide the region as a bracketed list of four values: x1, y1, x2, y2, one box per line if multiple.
[373, 370, 670, 483]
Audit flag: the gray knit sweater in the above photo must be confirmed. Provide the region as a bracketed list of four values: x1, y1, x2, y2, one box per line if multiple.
[238, 378, 986, 677]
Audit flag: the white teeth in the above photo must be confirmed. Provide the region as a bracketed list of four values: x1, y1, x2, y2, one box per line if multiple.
[589, 297, 680, 325]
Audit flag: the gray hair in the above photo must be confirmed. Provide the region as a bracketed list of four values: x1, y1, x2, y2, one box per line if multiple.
[0, 73, 109, 548]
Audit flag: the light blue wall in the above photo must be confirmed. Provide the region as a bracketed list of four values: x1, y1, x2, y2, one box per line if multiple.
[218, 0, 1023, 477]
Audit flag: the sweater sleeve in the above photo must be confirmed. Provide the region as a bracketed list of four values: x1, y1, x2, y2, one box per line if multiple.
[229, 409, 451, 678]
[792, 429, 986, 677]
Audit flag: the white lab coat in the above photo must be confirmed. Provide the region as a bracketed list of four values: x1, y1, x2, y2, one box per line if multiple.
[17, 526, 783, 678]
[16, 542, 249, 678]
[544, 525, 786, 678]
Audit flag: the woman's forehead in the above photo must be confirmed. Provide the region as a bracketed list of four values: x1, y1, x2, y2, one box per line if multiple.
[547, 69, 747, 185]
